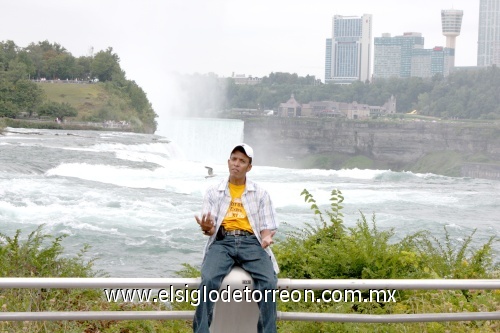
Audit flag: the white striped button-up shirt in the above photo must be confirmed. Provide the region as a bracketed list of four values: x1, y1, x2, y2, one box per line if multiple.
[200, 177, 279, 273]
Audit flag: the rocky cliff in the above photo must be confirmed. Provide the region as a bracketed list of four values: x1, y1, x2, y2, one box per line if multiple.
[243, 117, 500, 179]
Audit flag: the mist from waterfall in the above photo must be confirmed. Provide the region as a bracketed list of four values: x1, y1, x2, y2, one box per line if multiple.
[158, 117, 244, 165]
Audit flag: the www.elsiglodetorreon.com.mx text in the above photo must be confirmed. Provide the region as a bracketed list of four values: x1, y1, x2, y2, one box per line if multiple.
[104, 285, 397, 306]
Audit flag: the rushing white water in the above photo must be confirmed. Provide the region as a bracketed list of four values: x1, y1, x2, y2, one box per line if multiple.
[161, 117, 244, 164]
[0, 120, 499, 277]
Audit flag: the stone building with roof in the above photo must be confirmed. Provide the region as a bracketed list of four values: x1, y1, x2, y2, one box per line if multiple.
[283, 95, 397, 119]
[278, 94, 302, 117]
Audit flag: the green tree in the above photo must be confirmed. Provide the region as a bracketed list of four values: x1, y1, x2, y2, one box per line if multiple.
[91, 47, 122, 82]
[0, 100, 19, 118]
[75, 56, 92, 80]
[0, 40, 19, 71]
[3, 60, 28, 82]
[16, 49, 36, 78]
[29, 41, 72, 79]
[44, 53, 76, 80]
[24, 43, 44, 79]
[12, 80, 44, 116]
[37, 101, 77, 120]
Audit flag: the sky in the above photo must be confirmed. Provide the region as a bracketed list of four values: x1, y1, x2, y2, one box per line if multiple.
[1, 0, 481, 129]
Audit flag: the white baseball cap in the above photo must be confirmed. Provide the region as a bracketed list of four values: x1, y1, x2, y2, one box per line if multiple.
[231, 143, 254, 161]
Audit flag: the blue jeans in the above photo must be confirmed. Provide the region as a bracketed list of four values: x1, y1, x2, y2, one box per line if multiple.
[193, 235, 277, 333]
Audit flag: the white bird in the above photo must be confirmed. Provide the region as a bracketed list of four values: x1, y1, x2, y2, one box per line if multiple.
[205, 166, 216, 178]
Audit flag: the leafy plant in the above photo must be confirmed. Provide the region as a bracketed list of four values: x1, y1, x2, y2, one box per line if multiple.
[0, 117, 6, 133]
[409, 227, 498, 279]
[37, 100, 77, 120]
[274, 188, 500, 332]
[0, 225, 96, 278]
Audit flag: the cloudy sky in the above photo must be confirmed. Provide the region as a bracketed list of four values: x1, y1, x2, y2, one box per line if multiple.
[1, 0, 480, 126]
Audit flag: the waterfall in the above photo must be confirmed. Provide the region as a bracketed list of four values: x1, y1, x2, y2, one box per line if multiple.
[158, 117, 245, 164]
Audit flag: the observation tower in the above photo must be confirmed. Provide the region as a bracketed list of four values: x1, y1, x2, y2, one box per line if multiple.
[441, 9, 463, 68]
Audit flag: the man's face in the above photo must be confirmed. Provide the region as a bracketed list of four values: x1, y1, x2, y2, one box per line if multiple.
[228, 150, 252, 179]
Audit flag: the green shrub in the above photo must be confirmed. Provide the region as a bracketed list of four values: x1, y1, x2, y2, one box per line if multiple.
[0, 117, 6, 133]
[409, 227, 498, 279]
[0, 226, 195, 333]
[37, 101, 78, 120]
[0, 225, 96, 278]
[273, 188, 500, 332]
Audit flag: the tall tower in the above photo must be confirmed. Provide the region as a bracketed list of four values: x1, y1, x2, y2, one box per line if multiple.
[478, 0, 500, 67]
[325, 14, 372, 84]
[441, 9, 463, 49]
[441, 9, 463, 69]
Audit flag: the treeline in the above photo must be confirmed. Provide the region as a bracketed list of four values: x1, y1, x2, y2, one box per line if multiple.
[0, 40, 157, 132]
[178, 69, 500, 120]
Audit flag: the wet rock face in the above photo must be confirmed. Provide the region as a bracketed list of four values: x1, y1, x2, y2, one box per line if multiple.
[243, 118, 500, 179]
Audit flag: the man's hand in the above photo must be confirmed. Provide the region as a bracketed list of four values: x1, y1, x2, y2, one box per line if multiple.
[195, 212, 215, 236]
[260, 229, 276, 248]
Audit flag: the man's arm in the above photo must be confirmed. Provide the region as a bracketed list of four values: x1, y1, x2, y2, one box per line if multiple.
[260, 229, 276, 248]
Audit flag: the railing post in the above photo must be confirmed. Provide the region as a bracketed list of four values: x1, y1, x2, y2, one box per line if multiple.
[210, 266, 259, 333]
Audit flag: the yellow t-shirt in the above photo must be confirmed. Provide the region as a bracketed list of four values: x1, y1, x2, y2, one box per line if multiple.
[222, 183, 253, 233]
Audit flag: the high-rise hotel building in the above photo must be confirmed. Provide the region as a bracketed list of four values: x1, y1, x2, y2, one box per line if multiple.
[477, 0, 500, 67]
[325, 14, 372, 84]
[373, 32, 454, 79]
[373, 32, 425, 79]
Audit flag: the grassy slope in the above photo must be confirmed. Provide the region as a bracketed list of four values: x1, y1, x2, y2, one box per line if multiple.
[36, 82, 109, 121]
[36, 82, 144, 125]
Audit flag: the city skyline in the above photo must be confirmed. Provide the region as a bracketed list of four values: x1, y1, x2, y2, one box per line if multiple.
[0, 0, 483, 116]
[337, 8, 472, 81]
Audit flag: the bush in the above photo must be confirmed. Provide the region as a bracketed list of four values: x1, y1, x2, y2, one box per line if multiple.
[37, 101, 77, 120]
[275, 188, 499, 281]
[0, 117, 6, 133]
[0, 226, 194, 333]
[0, 226, 96, 278]
[273, 188, 500, 332]
[0, 226, 101, 332]
[0, 100, 20, 118]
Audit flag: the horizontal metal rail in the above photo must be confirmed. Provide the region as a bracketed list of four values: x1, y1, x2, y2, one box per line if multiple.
[277, 312, 500, 323]
[0, 311, 194, 322]
[1, 278, 499, 323]
[1, 311, 499, 323]
[1, 278, 499, 290]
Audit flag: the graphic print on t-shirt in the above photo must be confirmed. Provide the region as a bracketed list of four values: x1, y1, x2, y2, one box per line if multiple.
[225, 198, 246, 219]
[222, 183, 252, 233]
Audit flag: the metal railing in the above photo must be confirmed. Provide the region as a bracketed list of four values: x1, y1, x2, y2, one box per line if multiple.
[1, 276, 500, 323]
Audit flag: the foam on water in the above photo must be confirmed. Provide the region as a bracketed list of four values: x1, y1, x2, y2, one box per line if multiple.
[279, 167, 386, 180]
[92, 141, 182, 159]
[46, 163, 157, 187]
[1, 123, 499, 277]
